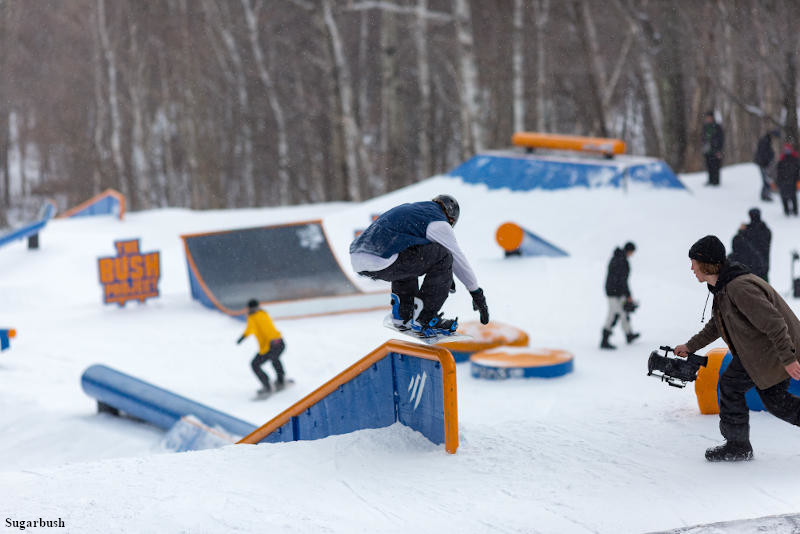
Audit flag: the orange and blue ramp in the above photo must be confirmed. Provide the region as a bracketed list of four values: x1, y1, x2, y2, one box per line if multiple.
[58, 189, 125, 220]
[239, 340, 459, 454]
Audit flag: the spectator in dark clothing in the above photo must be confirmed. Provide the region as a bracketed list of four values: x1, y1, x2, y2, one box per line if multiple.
[776, 142, 799, 216]
[728, 225, 765, 280]
[741, 208, 771, 281]
[601, 242, 639, 350]
[753, 130, 779, 201]
[702, 111, 724, 186]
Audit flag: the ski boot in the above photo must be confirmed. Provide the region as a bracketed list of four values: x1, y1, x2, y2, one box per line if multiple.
[600, 329, 616, 350]
[705, 441, 753, 462]
[412, 312, 459, 338]
[626, 332, 641, 344]
[390, 293, 415, 331]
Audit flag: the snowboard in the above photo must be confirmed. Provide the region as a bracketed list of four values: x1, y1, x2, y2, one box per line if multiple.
[251, 379, 295, 401]
[383, 314, 472, 345]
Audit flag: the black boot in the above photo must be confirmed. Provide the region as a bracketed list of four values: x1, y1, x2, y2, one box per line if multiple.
[600, 329, 616, 350]
[626, 332, 640, 344]
[705, 441, 753, 462]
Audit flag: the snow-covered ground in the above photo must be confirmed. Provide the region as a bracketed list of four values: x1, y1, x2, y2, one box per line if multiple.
[1, 164, 799, 533]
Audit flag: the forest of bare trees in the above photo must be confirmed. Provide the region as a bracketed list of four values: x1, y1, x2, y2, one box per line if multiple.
[0, 0, 798, 223]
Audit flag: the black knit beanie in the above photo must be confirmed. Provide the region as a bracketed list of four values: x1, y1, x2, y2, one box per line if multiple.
[688, 235, 726, 264]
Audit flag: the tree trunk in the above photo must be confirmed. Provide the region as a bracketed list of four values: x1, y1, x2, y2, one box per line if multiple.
[511, 0, 525, 133]
[96, 0, 129, 202]
[452, 0, 482, 157]
[322, 0, 366, 201]
[414, 0, 432, 179]
[532, 0, 550, 132]
[242, 0, 291, 206]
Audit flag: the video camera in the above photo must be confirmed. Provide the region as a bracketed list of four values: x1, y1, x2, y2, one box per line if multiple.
[623, 300, 638, 313]
[647, 345, 708, 388]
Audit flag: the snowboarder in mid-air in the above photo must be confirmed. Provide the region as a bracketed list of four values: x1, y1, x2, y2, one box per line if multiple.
[237, 299, 288, 398]
[349, 194, 489, 338]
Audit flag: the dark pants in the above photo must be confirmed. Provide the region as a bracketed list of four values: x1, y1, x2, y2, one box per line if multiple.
[363, 243, 453, 323]
[251, 338, 286, 390]
[705, 155, 722, 185]
[717, 353, 800, 442]
[758, 165, 773, 200]
[779, 188, 798, 216]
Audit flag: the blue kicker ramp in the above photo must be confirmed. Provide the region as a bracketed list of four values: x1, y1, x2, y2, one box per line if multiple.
[81, 364, 256, 439]
[718, 352, 800, 412]
[449, 150, 685, 191]
[0, 201, 57, 250]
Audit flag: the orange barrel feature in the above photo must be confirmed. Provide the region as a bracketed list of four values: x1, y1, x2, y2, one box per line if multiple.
[440, 321, 529, 363]
[496, 222, 525, 253]
[8, 329, 15, 338]
[470, 347, 574, 380]
[511, 131, 626, 156]
[694, 348, 729, 414]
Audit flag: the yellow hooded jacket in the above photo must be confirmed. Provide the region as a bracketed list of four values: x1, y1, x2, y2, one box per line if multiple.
[242, 309, 282, 353]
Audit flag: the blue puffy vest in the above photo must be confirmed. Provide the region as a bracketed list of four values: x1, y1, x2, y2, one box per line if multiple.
[349, 201, 448, 258]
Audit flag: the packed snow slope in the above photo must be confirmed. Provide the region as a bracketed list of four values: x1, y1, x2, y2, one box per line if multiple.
[1, 164, 799, 533]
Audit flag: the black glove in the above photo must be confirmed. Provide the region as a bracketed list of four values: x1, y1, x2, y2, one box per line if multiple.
[236, 335, 245, 345]
[470, 288, 489, 325]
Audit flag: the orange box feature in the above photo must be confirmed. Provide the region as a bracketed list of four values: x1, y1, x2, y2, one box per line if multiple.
[512, 131, 626, 156]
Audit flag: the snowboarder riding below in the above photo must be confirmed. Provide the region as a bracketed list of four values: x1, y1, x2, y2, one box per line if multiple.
[237, 299, 287, 397]
[674, 235, 800, 462]
[349, 194, 489, 337]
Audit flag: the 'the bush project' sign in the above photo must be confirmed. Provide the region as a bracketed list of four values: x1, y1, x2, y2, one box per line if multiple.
[98, 239, 160, 306]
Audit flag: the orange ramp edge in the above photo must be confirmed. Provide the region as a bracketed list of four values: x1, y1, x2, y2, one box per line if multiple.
[237, 339, 459, 454]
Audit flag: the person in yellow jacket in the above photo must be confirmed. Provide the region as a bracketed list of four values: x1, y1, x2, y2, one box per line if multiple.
[237, 299, 286, 396]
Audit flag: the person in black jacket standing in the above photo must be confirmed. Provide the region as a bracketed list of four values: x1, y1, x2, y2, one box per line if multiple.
[601, 242, 639, 350]
[702, 111, 724, 186]
[741, 208, 771, 281]
[776, 142, 799, 216]
[754, 130, 779, 201]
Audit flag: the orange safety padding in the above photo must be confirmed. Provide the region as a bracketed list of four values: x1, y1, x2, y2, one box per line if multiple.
[694, 348, 729, 415]
[470, 348, 572, 367]
[496, 222, 525, 252]
[511, 131, 626, 156]
[237, 339, 459, 454]
[442, 321, 530, 353]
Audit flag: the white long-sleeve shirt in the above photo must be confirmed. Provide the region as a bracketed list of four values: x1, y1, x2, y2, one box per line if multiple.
[350, 220, 479, 292]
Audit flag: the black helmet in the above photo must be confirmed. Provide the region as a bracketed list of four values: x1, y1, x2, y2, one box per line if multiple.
[247, 299, 259, 310]
[432, 194, 460, 226]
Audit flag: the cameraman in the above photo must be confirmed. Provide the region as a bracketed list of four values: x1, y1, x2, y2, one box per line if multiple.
[675, 235, 800, 462]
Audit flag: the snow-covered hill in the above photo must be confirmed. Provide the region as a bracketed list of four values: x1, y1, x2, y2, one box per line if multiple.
[1, 164, 799, 533]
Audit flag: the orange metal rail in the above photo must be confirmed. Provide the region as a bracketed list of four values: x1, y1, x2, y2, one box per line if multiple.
[512, 131, 626, 156]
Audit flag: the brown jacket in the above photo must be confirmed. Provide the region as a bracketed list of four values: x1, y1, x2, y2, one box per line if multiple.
[686, 263, 800, 389]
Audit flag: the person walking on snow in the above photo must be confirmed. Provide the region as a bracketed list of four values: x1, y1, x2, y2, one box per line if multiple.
[753, 130, 779, 201]
[675, 235, 800, 462]
[776, 142, 799, 217]
[349, 194, 489, 337]
[600, 242, 640, 349]
[237, 299, 287, 396]
[702, 111, 724, 186]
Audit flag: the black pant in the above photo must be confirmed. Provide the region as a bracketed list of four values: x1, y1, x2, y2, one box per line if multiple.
[780, 189, 798, 216]
[363, 243, 453, 323]
[758, 165, 772, 199]
[705, 155, 722, 185]
[717, 353, 800, 442]
[251, 338, 286, 390]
